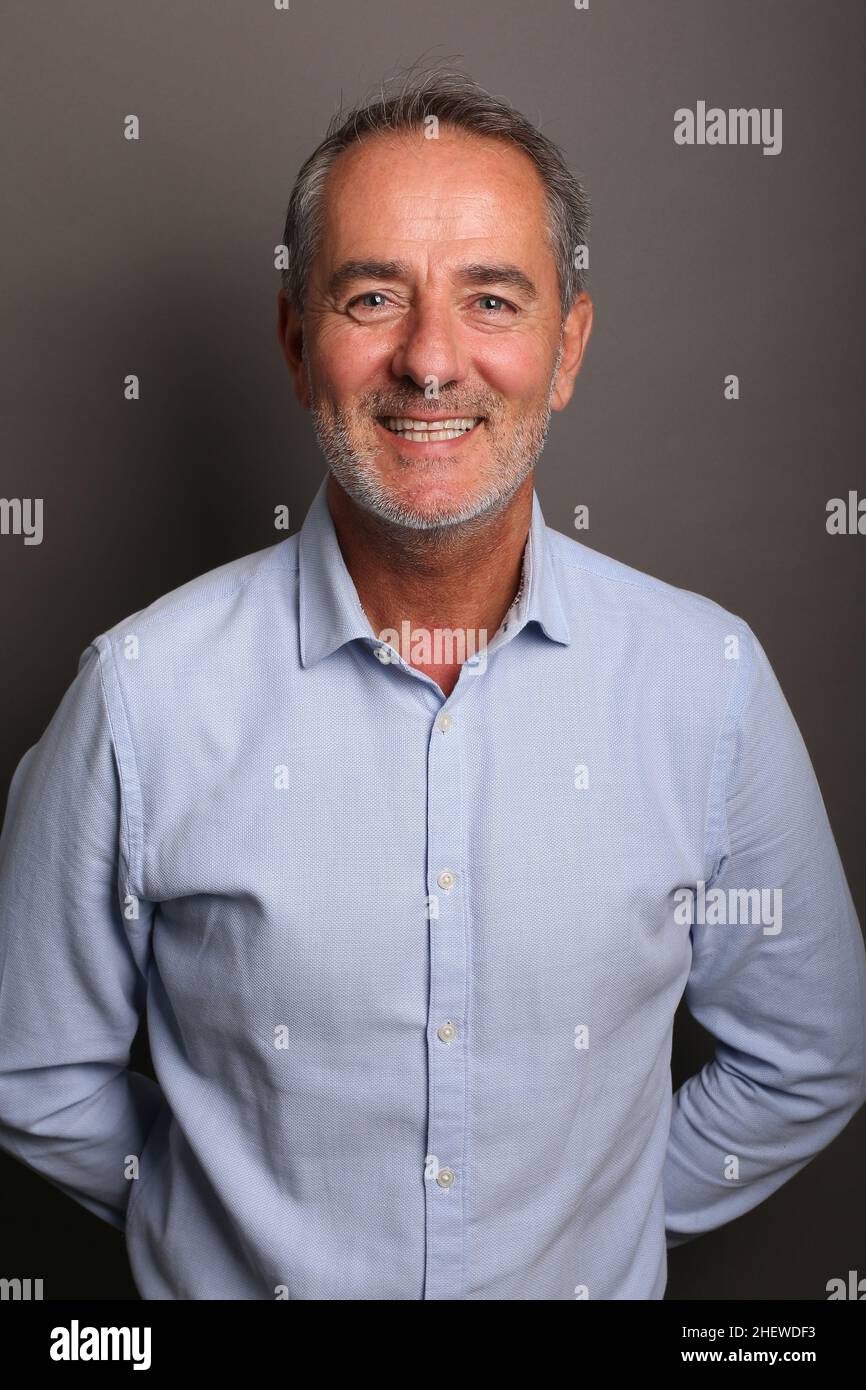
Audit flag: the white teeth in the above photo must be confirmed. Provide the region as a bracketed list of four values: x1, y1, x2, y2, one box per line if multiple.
[381, 416, 481, 440]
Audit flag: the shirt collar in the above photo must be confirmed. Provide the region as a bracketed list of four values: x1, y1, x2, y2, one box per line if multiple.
[298, 473, 571, 669]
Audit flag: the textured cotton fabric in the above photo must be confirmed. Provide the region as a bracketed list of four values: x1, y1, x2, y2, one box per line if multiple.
[1, 473, 864, 1300]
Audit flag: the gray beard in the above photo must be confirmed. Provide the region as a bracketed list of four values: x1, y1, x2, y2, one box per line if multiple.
[304, 345, 562, 535]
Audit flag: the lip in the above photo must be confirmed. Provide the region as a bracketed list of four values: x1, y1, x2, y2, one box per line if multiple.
[374, 417, 485, 452]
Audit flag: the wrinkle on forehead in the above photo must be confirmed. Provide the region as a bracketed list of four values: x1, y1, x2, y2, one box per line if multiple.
[325, 188, 544, 264]
[311, 129, 557, 303]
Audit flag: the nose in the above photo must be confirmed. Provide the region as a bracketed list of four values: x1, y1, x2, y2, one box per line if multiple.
[388, 294, 467, 395]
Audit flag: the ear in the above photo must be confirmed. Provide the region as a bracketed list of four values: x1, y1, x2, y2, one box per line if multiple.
[550, 293, 594, 412]
[277, 289, 310, 409]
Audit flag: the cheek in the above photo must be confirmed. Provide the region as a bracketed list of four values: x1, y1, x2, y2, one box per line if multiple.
[313, 327, 386, 398]
[476, 337, 552, 405]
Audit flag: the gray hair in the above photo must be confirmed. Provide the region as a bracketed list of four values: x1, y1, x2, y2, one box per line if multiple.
[279, 64, 590, 324]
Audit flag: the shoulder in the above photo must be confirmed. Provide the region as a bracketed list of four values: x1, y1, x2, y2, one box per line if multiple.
[88, 535, 300, 666]
[545, 524, 755, 655]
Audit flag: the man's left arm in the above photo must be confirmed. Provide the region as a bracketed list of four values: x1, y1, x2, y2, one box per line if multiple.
[664, 627, 866, 1248]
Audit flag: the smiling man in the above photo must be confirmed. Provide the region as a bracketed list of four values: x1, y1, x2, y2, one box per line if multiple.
[1, 68, 864, 1302]
[278, 99, 591, 695]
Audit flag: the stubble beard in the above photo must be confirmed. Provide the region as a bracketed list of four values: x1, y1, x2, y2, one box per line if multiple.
[304, 345, 563, 536]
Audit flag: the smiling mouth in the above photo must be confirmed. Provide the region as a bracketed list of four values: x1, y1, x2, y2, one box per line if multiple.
[378, 416, 483, 442]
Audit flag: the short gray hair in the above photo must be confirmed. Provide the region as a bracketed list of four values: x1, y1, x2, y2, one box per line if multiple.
[279, 64, 590, 324]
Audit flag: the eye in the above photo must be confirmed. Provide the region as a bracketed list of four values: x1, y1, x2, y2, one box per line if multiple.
[346, 291, 392, 315]
[474, 295, 517, 316]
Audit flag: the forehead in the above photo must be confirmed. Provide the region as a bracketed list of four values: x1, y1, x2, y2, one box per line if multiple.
[317, 128, 552, 265]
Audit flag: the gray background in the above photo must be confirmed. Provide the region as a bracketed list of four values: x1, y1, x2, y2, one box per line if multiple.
[0, 0, 863, 1299]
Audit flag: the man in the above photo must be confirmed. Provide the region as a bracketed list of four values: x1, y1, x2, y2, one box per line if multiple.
[1, 69, 864, 1301]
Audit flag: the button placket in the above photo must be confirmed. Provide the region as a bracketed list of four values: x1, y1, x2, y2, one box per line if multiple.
[423, 704, 467, 1300]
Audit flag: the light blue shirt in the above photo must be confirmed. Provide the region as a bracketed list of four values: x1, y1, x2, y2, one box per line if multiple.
[1, 473, 864, 1300]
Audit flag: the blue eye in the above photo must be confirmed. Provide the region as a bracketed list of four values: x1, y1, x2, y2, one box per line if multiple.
[348, 292, 390, 313]
[346, 291, 516, 317]
[476, 296, 515, 314]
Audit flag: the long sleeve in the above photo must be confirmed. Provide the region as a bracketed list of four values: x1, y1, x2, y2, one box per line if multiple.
[664, 627, 866, 1248]
[0, 641, 167, 1232]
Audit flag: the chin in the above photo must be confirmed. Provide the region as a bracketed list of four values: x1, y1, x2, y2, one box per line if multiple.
[377, 483, 489, 532]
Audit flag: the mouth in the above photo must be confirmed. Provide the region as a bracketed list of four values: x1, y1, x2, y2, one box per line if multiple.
[377, 415, 484, 445]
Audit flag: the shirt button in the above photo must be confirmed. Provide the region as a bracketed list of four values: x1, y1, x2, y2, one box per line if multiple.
[437, 1021, 456, 1044]
[436, 869, 455, 892]
[436, 712, 453, 733]
[436, 1167, 455, 1189]
[373, 645, 392, 663]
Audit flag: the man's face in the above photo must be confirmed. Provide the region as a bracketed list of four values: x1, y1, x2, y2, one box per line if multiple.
[281, 127, 591, 531]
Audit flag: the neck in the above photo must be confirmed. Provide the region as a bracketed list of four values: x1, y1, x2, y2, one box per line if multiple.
[326, 472, 534, 648]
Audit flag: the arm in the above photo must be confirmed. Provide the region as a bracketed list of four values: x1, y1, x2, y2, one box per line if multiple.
[0, 641, 167, 1231]
[664, 626, 866, 1248]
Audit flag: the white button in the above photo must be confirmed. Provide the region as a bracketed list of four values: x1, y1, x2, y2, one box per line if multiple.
[373, 645, 392, 663]
[436, 712, 453, 733]
[436, 869, 455, 892]
[437, 1021, 456, 1044]
[436, 1167, 455, 1189]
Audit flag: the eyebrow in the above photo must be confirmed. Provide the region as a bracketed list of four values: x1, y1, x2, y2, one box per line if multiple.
[326, 259, 539, 303]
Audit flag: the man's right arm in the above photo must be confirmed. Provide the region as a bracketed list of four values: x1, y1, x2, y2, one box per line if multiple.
[0, 642, 167, 1231]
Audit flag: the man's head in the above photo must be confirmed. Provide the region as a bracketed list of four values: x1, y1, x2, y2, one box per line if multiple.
[277, 67, 593, 533]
